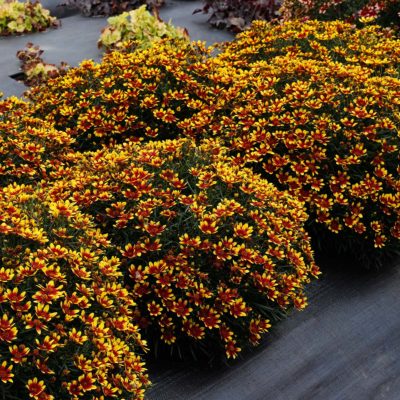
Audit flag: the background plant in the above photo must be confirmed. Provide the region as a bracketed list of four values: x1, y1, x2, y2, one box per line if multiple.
[98, 5, 188, 52]
[0, 0, 58, 36]
[280, 0, 400, 28]
[195, 0, 281, 32]
[60, 0, 163, 17]
[16, 43, 70, 87]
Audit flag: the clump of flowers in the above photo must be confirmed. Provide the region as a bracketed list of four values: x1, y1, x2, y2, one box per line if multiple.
[16, 43, 70, 87]
[0, 0, 58, 36]
[45, 138, 319, 358]
[0, 97, 74, 186]
[98, 5, 188, 52]
[280, 0, 400, 28]
[28, 39, 210, 150]
[23, 19, 400, 263]
[215, 19, 400, 74]
[204, 20, 400, 259]
[0, 182, 149, 399]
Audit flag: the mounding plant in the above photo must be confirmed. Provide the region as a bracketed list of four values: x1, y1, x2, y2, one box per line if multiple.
[280, 0, 400, 28]
[98, 5, 189, 52]
[60, 0, 164, 17]
[0, 182, 149, 399]
[0, 0, 58, 36]
[23, 18, 400, 266]
[201, 20, 400, 265]
[44, 138, 320, 359]
[194, 0, 281, 32]
[27, 39, 211, 151]
[16, 43, 70, 87]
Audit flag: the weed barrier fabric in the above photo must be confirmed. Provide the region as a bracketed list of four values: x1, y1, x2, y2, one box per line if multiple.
[147, 256, 400, 400]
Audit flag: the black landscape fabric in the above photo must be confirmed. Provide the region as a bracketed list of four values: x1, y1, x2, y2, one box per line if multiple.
[147, 257, 400, 400]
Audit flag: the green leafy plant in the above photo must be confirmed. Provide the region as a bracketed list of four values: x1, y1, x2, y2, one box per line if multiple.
[98, 5, 188, 52]
[16, 43, 70, 87]
[0, 0, 58, 36]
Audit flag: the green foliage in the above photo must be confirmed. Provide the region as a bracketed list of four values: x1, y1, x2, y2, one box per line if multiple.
[16, 43, 70, 87]
[98, 5, 188, 51]
[0, 0, 58, 36]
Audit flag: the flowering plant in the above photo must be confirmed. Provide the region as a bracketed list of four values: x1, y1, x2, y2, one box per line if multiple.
[280, 0, 400, 28]
[24, 19, 400, 263]
[45, 138, 319, 358]
[28, 40, 209, 151]
[205, 20, 400, 261]
[0, 97, 74, 186]
[0, 183, 149, 399]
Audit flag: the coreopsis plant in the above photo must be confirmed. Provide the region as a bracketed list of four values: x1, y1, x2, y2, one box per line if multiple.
[28, 40, 210, 151]
[204, 20, 400, 261]
[98, 5, 188, 52]
[0, 183, 149, 399]
[45, 138, 319, 358]
[280, 0, 400, 28]
[21, 18, 400, 264]
[0, 0, 58, 36]
[0, 97, 74, 186]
